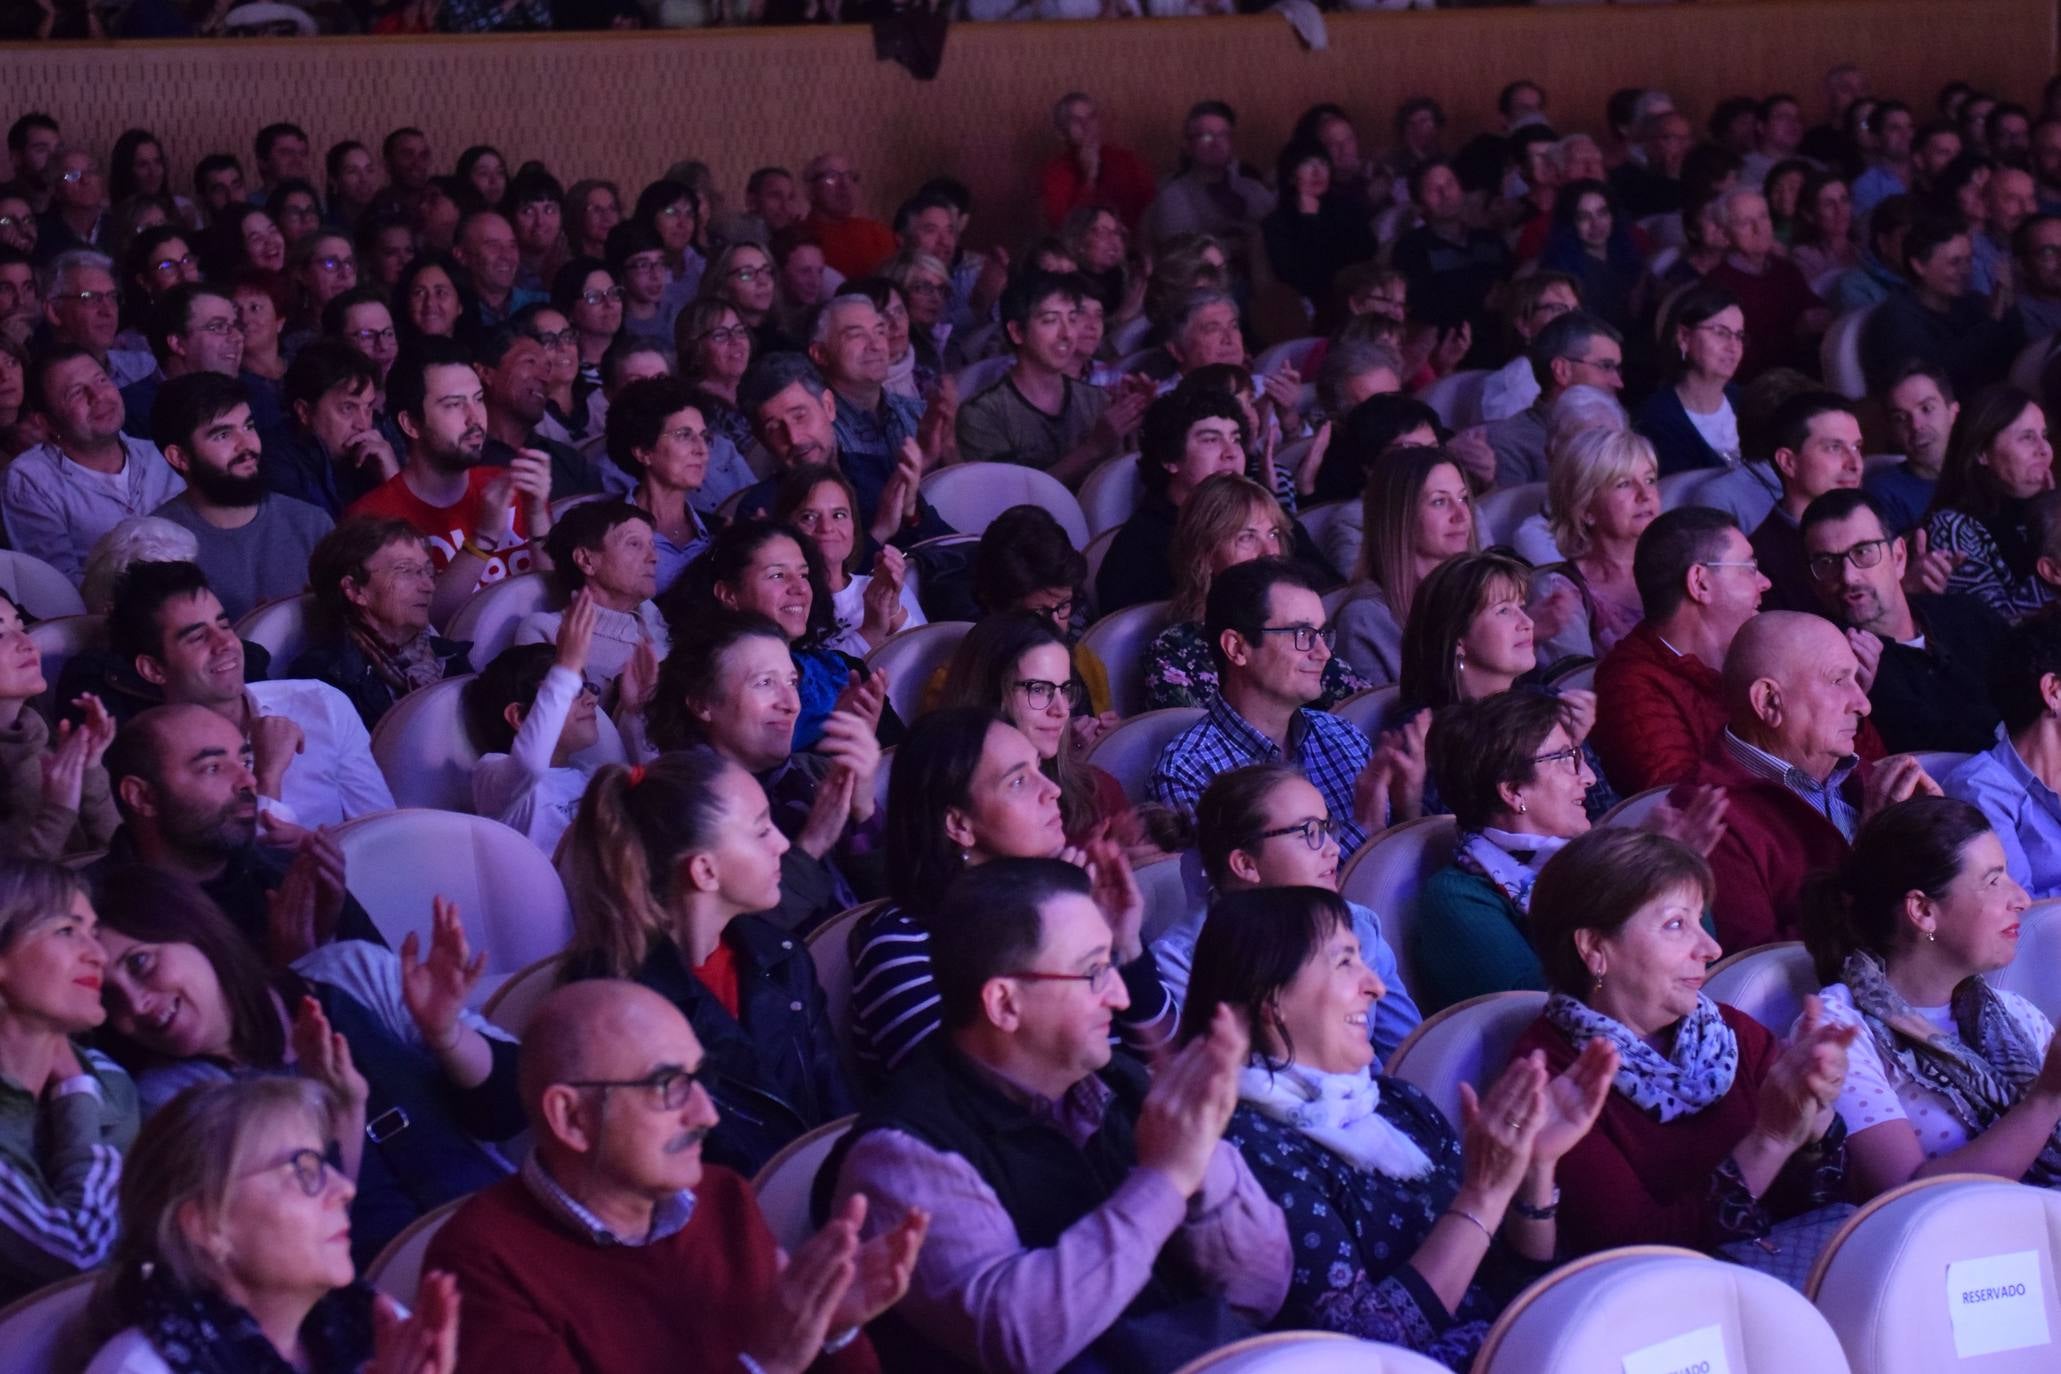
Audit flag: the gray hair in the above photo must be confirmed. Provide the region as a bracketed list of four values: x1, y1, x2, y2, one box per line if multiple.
[1166, 287, 1238, 341]
[40, 248, 116, 303]
[808, 291, 879, 347]
[1318, 338, 1405, 415]
[81, 516, 201, 615]
[1716, 187, 1770, 229]
[884, 251, 951, 291]
[1529, 311, 1622, 391]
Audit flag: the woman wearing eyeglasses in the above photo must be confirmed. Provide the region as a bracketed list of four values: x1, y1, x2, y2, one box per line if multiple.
[881, 254, 950, 396]
[559, 749, 853, 1177]
[701, 242, 794, 356]
[849, 707, 1168, 1078]
[81, 1077, 461, 1374]
[324, 287, 400, 393]
[552, 258, 624, 388]
[774, 465, 925, 657]
[1149, 474, 1371, 712]
[673, 298, 756, 455]
[93, 864, 524, 1271]
[1635, 285, 1747, 477]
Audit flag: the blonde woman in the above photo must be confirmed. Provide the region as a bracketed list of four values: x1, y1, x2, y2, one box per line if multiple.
[1528, 427, 1661, 666]
[882, 250, 953, 386]
[1333, 446, 1479, 687]
[1146, 474, 1371, 710]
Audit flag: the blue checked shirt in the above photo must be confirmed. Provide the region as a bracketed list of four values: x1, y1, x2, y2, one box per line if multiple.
[1152, 696, 1376, 858]
[1721, 729, 1860, 842]
[831, 389, 924, 521]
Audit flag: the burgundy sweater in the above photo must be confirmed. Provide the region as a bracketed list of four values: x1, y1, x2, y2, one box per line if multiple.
[425, 1166, 879, 1374]
[1593, 623, 1730, 795]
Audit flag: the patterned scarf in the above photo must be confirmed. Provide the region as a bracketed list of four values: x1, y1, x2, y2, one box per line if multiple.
[1237, 1061, 1436, 1180]
[1544, 991, 1740, 1123]
[134, 1268, 378, 1374]
[1839, 950, 2061, 1187]
[1451, 827, 1572, 914]
[347, 622, 448, 698]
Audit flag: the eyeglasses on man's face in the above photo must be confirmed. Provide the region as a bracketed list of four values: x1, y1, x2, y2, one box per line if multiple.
[1807, 537, 1890, 582]
[580, 286, 626, 306]
[563, 1063, 714, 1112]
[524, 328, 577, 350]
[1255, 624, 1336, 653]
[1002, 962, 1115, 994]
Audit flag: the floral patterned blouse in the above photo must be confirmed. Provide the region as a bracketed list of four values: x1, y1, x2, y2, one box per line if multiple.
[1223, 1078, 1543, 1370]
[1145, 619, 1371, 712]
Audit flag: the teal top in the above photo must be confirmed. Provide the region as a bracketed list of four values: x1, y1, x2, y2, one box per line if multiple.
[1411, 866, 1546, 1014]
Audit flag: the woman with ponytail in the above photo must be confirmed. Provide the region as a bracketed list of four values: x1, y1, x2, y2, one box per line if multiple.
[1800, 795, 2061, 1196]
[558, 749, 852, 1177]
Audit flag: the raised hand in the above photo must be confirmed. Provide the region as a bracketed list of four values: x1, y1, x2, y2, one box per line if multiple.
[249, 713, 305, 799]
[859, 546, 909, 649]
[1755, 996, 1858, 1147]
[1900, 527, 1963, 598]
[746, 1201, 862, 1374]
[870, 442, 924, 543]
[554, 588, 598, 675]
[830, 666, 888, 733]
[291, 994, 370, 1149]
[1068, 710, 1118, 757]
[1081, 826, 1144, 963]
[1457, 1053, 1547, 1213]
[1557, 688, 1597, 746]
[1446, 425, 1498, 489]
[815, 710, 882, 825]
[64, 693, 116, 768]
[616, 636, 661, 716]
[1861, 753, 1942, 820]
[400, 897, 486, 1050]
[1845, 628, 1883, 694]
[796, 762, 857, 861]
[1647, 783, 1729, 857]
[1135, 1004, 1247, 1197]
[828, 1195, 930, 1331]
[370, 1271, 460, 1374]
[40, 718, 90, 813]
[1527, 1040, 1618, 1169]
[473, 474, 516, 545]
[1296, 420, 1332, 497]
[510, 449, 555, 518]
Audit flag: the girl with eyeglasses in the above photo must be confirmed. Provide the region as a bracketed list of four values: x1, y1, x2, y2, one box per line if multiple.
[773, 465, 925, 658]
[1153, 763, 1421, 1059]
[559, 748, 852, 1178]
[850, 707, 1169, 1077]
[563, 179, 622, 261]
[80, 1077, 461, 1374]
[92, 863, 524, 1271]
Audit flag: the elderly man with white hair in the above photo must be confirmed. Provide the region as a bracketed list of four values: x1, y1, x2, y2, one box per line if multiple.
[1705, 188, 1825, 378]
[1670, 610, 1937, 951]
[39, 249, 152, 388]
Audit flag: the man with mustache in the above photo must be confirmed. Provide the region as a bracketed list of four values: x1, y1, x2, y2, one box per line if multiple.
[97, 703, 383, 961]
[427, 979, 925, 1374]
[347, 337, 555, 627]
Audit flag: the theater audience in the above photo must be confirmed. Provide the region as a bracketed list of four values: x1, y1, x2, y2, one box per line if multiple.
[1749, 391, 1865, 611]
[1507, 828, 1857, 1257]
[1188, 884, 1610, 1365]
[831, 856, 1288, 1371]
[0, 859, 135, 1305]
[1042, 93, 1157, 232]
[94, 864, 523, 1267]
[1867, 362, 1959, 535]
[515, 500, 667, 703]
[1096, 386, 1249, 614]
[595, 376, 714, 590]
[1527, 426, 1659, 666]
[970, 504, 1113, 716]
[79, 1077, 461, 1374]
[1924, 384, 2057, 622]
[1704, 189, 1822, 379]
[1143, 100, 1275, 256]
[0, 594, 117, 860]
[468, 599, 618, 859]
[1944, 614, 2061, 897]
[1635, 284, 1745, 475]
[1802, 489, 2003, 754]
[1537, 181, 1643, 334]
[1392, 160, 1512, 347]
[1334, 446, 1477, 684]
[292, 517, 472, 731]
[771, 464, 924, 658]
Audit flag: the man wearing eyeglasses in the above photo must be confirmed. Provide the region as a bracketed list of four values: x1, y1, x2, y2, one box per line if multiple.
[39, 250, 153, 389]
[1141, 99, 1275, 257]
[34, 148, 106, 262]
[2012, 214, 2061, 341]
[1483, 309, 1623, 487]
[1478, 272, 1581, 425]
[828, 857, 1288, 1372]
[1748, 391, 1868, 612]
[120, 283, 247, 438]
[1802, 488, 2003, 754]
[426, 979, 916, 1374]
[801, 152, 896, 281]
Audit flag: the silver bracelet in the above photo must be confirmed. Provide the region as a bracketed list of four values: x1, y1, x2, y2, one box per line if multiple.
[1444, 1205, 1493, 1243]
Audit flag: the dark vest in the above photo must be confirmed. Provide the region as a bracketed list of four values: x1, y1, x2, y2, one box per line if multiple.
[822, 1044, 1252, 1373]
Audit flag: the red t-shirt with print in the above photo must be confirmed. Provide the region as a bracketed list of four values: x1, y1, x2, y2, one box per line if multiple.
[346, 467, 533, 588]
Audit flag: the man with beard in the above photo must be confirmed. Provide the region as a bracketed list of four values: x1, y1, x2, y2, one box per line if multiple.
[151, 373, 333, 620]
[478, 321, 597, 498]
[349, 338, 554, 623]
[106, 559, 392, 831]
[98, 702, 383, 960]
[5, 344, 184, 584]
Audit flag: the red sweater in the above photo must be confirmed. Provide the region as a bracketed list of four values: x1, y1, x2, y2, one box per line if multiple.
[1038, 144, 1158, 231]
[1671, 739, 1867, 953]
[425, 1166, 879, 1374]
[1592, 622, 1729, 795]
[804, 211, 898, 281]
[1512, 1006, 1823, 1255]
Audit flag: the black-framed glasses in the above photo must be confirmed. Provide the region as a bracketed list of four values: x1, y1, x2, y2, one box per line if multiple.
[697, 325, 751, 347]
[349, 326, 398, 347]
[1695, 322, 1748, 347]
[193, 317, 242, 337]
[316, 255, 356, 275]
[248, 1146, 334, 1198]
[562, 1064, 713, 1111]
[1529, 745, 1584, 775]
[524, 328, 577, 349]
[580, 286, 627, 306]
[1025, 597, 1078, 624]
[152, 254, 196, 274]
[726, 266, 770, 284]
[1014, 677, 1081, 710]
[1807, 538, 1890, 582]
[1003, 962, 1114, 993]
[1256, 624, 1337, 653]
[1255, 816, 1335, 851]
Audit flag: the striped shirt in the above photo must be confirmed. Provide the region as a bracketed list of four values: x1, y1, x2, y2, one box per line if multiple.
[849, 902, 1175, 1075]
[0, 1045, 138, 1303]
[1721, 729, 1860, 842]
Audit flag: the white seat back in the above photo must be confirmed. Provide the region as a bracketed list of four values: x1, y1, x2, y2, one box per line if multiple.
[1135, 852, 1193, 946]
[26, 614, 104, 724]
[1475, 481, 1548, 546]
[1385, 990, 1546, 1127]
[1703, 942, 1817, 1032]
[0, 550, 86, 620]
[1078, 599, 1173, 719]
[1078, 454, 1142, 536]
[862, 621, 973, 727]
[952, 354, 1014, 402]
[1476, 1246, 1851, 1372]
[364, 1196, 468, 1307]
[235, 593, 317, 671]
[0, 1271, 96, 1374]
[1330, 685, 1399, 741]
[1084, 707, 1205, 803]
[1337, 815, 1458, 1000]
[750, 1115, 856, 1254]
[480, 952, 568, 1036]
[1174, 1331, 1452, 1373]
[1658, 467, 1715, 511]
[444, 572, 552, 666]
[1983, 898, 2061, 1026]
[1810, 1175, 2061, 1372]
[1908, 750, 1971, 784]
[1296, 500, 1353, 563]
[1598, 784, 1671, 830]
[334, 809, 574, 990]
[806, 899, 885, 1081]
[1251, 336, 1323, 379]
[370, 675, 481, 812]
[920, 465, 1090, 546]
[1416, 369, 1490, 431]
[1821, 306, 1876, 400]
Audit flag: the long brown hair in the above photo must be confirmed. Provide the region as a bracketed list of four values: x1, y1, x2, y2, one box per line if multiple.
[1359, 445, 1477, 614]
[1168, 474, 1293, 623]
[1398, 550, 1533, 711]
[937, 613, 1095, 838]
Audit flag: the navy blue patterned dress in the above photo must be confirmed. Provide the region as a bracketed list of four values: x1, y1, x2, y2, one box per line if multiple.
[1223, 1077, 1544, 1370]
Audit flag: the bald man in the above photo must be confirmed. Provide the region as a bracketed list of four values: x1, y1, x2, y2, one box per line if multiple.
[425, 981, 925, 1374]
[1670, 612, 1938, 949]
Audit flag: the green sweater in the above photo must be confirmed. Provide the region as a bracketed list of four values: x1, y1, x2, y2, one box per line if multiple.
[0, 1044, 139, 1304]
[1411, 866, 1547, 1014]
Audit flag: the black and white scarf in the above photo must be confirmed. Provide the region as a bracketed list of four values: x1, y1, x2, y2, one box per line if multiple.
[1545, 991, 1740, 1123]
[135, 1269, 378, 1374]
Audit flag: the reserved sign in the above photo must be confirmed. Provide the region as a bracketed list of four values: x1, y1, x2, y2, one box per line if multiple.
[1947, 1250, 2052, 1358]
[1622, 1323, 1733, 1374]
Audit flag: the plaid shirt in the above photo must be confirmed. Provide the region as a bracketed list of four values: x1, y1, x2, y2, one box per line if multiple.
[831, 388, 924, 517]
[1721, 729, 1860, 842]
[1152, 696, 1375, 858]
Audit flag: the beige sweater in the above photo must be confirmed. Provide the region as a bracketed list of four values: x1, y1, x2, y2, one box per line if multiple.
[0, 710, 118, 861]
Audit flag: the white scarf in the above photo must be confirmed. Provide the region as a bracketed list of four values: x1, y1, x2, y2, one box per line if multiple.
[1237, 1061, 1436, 1179]
[1455, 827, 1572, 913]
[883, 346, 921, 401]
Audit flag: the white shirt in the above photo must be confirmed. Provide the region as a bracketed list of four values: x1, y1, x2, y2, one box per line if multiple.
[1477, 354, 1540, 425]
[246, 679, 396, 829]
[1683, 396, 1743, 466]
[472, 665, 606, 859]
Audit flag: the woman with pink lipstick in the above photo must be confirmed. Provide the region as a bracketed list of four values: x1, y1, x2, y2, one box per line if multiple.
[1802, 796, 2061, 1196]
[93, 865, 524, 1271]
[1510, 828, 1859, 1261]
[81, 1078, 460, 1374]
[0, 860, 138, 1306]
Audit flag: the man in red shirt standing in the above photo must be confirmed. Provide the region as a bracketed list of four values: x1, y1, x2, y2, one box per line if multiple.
[801, 152, 897, 281]
[347, 337, 553, 626]
[1039, 92, 1158, 232]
